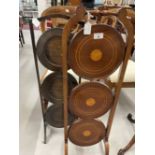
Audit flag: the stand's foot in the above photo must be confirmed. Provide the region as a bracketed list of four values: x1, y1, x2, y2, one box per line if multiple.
[65, 143, 68, 155]
[118, 149, 125, 155]
[104, 140, 109, 155]
[43, 123, 47, 144]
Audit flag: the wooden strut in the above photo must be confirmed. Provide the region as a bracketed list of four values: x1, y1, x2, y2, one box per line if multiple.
[61, 5, 134, 155]
[104, 139, 110, 155]
[101, 8, 134, 155]
[106, 8, 135, 140]
[61, 4, 86, 155]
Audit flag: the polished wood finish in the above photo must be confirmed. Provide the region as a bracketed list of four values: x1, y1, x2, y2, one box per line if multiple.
[62, 5, 86, 155]
[45, 104, 76, 128]
[61, 5, 135, 155]
[37, 27, 77, 71]
[41, 72, 78, 104]
[37, 28, 64, 71]
[68, 119, 106, 146]
[69, 82, 113, 119]
[68, 24, 125, 79]
[30, 4, 135, 154]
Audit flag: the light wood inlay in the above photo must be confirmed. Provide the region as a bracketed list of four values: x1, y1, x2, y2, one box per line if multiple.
[86, 98, 96, 107]
[83, 130, 92, 137]
[90, 49, 103, 62]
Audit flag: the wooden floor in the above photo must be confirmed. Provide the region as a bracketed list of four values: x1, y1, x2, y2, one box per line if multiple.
[19, 30, 135, 155]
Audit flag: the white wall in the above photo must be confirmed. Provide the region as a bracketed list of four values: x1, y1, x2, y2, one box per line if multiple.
[37, 0, 50, 16]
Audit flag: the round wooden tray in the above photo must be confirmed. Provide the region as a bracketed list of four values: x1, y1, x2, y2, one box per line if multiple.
[41, 72, 78, 104]
[68, 24, 125, 79]
[69, 82, 113, 119]
[46, 104, 76, 128]
[69, 119, 106, 146]
[37, 28, 63, 71]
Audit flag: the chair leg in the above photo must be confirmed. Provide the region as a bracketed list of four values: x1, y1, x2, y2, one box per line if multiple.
[55, 0, 57, 5]
[127, 113, 135, 124]
[19, 33, 23, 47]
[20, 30, 25, 44]
[118, 135, 135, 155]
[118, 113, 135, 155]
[61, 0, 63, 5]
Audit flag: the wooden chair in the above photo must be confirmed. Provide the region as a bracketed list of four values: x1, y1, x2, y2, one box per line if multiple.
[118, 114, 135, 155]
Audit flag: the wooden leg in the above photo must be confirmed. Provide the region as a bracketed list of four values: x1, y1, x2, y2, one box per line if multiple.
[118, 135, 135, 155]
[65, 143, 68, 155]
[104, 140, 109, 155]
[43, 122, 47, 144]
[19, 33, 23, 47]
[20, 30, 25, 44]
[42, 98, 48, 144]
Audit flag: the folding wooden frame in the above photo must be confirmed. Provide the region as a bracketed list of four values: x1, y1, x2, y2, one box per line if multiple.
[29, 3, 135, 155]
[61, 5, 134, 155]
